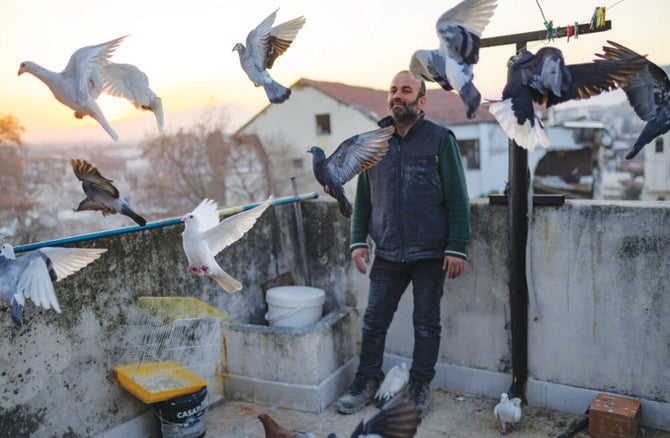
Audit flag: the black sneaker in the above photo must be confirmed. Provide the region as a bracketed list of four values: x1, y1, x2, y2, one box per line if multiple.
[336, 374, 380, 414]
[408, 377, 431, 418]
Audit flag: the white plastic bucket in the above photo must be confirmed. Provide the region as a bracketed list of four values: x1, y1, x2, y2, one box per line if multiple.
[264, 286, 325, 328]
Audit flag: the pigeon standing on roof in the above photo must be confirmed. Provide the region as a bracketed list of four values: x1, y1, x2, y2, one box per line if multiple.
[308, 126, 394, 218]
[596, 40, 670, 160]
[493, 393, 522, 435]
[489, 46, 648, 150]
[71, 158, 147, 227]
[409, 0, 498, 118]
[233, 9, 306, 104]
[181, 198, 272, 292]
[375, 362, 410, 407]
[18, 35, 127, 141]
[257, 413, 317, 438]
[0, 243, 107, 331]
[103, 62, 164, 135]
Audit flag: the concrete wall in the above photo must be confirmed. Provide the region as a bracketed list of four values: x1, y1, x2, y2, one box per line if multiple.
[0, 198, 668, 435]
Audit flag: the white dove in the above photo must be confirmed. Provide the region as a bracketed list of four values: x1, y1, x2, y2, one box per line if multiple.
[375, 362, 410, 407]
[493, 392, 522, 435]
[18, 35, 127, 141]
[0, 243, 107, 331]
[409, 0, 498, 118]
[181, 198, 272, 292]
[233, 9, 306, 104]
[103, 62, 164, 135]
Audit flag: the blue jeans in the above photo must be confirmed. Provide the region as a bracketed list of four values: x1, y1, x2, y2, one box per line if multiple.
[357, 256, 446, 383]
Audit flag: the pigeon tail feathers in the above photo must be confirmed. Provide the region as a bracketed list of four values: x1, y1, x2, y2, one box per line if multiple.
[459, 81, 481, 118]
[10, 299, 24, 331]
[211, 271, 243, 293]
[489, 100, 548, 150]
[263, 80, 291, 104]
[121, 205, 147, 226]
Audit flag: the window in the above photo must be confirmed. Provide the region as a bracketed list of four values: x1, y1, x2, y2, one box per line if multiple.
[457, 139, 480, 170]
[316, 114, 331, 135]
[655, 137, 664, 153]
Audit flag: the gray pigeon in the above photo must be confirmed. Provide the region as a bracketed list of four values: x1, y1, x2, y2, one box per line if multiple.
[181, 197, 272, 292]
[0, 243, 107, 331]
[308, 126, 394, 218]
[18, 36, 127, 141]
[375, 362, 410, 407]
[71, 158, 147, 226]
[596, 40, 670, 160]
[409, 0, 498, 118]
[233, 9, 306, 104]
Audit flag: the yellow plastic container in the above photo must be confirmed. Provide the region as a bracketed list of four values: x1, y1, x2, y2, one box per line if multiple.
[114, 361, 208, 404]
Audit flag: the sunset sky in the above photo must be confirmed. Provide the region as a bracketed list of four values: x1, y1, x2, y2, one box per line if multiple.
[2, 0, 669, 144]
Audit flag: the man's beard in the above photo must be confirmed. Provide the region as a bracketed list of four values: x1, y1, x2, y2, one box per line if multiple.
[389, 98, 420, 123]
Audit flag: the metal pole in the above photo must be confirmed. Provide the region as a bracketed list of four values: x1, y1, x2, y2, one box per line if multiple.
[291, 177, 312, 286]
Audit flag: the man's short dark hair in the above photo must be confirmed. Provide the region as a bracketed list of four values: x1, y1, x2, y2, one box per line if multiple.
[396, 70, 426, 98]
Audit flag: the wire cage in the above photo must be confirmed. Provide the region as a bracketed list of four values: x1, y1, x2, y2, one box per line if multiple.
[114, 297, 228, 404]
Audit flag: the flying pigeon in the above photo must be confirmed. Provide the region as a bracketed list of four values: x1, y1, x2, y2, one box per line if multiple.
[493, 393, 522, 435]
[233, 9, 306, 104]
[375, 362, 410, 407]
[0, 243, 107, 331]
[489, 46, 648, 150]
[71, 158, 147, 227]
[181, 198, 272, 292]
[103, 62, 164, 135]
[18, 35, 163, 140]
[257, 413, 317, 438]
[596, 40, 670, 160]
[308, 125, 394, 218]
[409, 0, 498, 118]
[18, 36, 127, 141]
[349, 391, 420, 438]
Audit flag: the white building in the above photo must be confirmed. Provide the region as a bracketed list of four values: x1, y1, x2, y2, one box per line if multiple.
[642, 132, 670, 200]
[235, 78, 582, 199]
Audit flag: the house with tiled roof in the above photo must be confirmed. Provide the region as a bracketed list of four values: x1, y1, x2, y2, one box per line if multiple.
[235, 78, 579, 199]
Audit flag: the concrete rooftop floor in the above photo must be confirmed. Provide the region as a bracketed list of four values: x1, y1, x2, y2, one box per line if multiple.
[202, 388, 670, 437]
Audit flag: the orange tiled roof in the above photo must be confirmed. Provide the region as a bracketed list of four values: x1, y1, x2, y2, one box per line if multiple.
[295, 78, 497, 125]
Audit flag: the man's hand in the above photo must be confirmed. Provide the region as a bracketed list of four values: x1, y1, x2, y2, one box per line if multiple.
[352, 248, 370, 274]
[443, 255, 465, 279]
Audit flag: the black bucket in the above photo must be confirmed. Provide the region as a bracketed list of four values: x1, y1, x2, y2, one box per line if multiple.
[152, 386, 208, 438]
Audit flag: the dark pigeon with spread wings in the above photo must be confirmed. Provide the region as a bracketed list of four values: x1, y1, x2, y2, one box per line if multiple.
[71, 158, 147, 226]
[308, 126, 394, 218]
[489, 46, 647, 150]
[596, 40, 670, 160]
[349, 391, 420, 438]
[233, 9, 305, 104]
[409, 0, 498, 118]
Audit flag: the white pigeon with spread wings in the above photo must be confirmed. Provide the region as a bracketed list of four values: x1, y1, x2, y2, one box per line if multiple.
[375, 362, 410, 407]
[409, 0, 498, 118]
[103, 63, 164, 134]
[18, 36, 127, 141]
[493, 393, 522, 435]
[233, 9, 306, 104]
[0, 243, 107, 331]
[181, 198, 272, 292]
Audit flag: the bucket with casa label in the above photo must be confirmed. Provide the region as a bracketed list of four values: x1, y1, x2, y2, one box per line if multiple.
[152, 386, 208, 438]
[265, 286, 325, 328]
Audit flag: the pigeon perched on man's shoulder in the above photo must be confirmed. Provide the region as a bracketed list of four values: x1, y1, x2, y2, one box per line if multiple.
[489, 45, 647, 150]
[71, 158, 147, 226]
[233, 9, 305, 104]
[596, 40, 670, 160]
[181, 197, 272, 292]
[410, 0, 498, 118]
[308, 126, 394, 218]
[0, 243, 107, 331]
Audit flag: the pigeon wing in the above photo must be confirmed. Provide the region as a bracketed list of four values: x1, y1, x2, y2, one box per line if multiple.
[16, 253, 61, 312]
[64, 35, 127, 104]
[410, 50, 453, 91]
[71, 158, 119, 198]
[325, 126, 393, 186]
[351, 392, 420, 438]
[203, 198, 272, 256]
[38, 247, 107, 281]
[265, 15, 306, 69]
[598, 41, 670, 122]
[245, 9, 278, 68]
[436, 0, 498, 38]
[190, 199, 221, 232]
